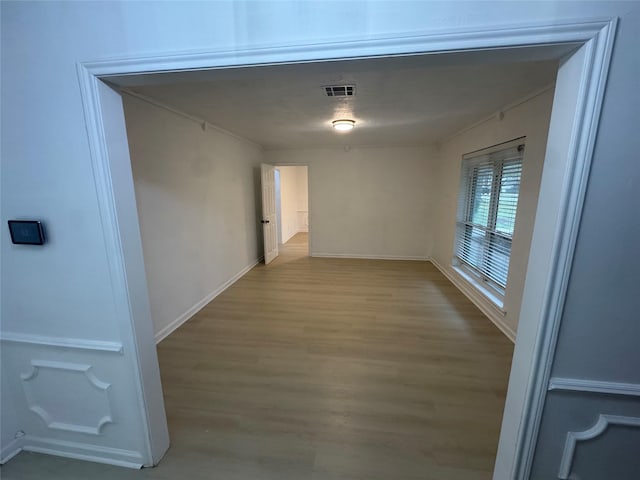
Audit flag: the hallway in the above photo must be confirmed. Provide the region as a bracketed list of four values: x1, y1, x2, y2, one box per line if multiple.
[275, 232, 309, 262]
[2, 235, 513, 479]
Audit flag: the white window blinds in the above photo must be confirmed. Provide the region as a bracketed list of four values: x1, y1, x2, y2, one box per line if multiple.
[454, 138, 525, 291]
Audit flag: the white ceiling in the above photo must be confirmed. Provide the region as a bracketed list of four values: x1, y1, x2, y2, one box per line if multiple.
[119, 48, 564, 149]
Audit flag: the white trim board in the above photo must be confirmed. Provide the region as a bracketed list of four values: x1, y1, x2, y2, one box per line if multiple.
[86, 19, 611, 78]
[430, 258, 516, 342]
[1, 435, 144, 468]
[154, 257, 263, 344]
[548, 378, 640, 397]
[27, 436, 142, 469]
[312, 253, 429, 261]
[77, 72, 167, 466]
[506, 20, 617, 480]
[0, 333, 124, 354]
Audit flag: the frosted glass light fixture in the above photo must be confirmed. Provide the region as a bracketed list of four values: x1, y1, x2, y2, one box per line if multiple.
[332, 119, 355, 131]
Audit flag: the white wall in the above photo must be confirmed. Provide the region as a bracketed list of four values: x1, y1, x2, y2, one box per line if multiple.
[277, 166, 308, 243]
[267, 146, 436, 259]
[122, 95, 264, 340]
[431, 88, 555, 338]
[2, 0, 638, 471]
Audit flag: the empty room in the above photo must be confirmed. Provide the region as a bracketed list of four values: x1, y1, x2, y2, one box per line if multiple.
[123, 54, 556, 480]
[3, 3, 639, 480]
[8, 50, 557, 478]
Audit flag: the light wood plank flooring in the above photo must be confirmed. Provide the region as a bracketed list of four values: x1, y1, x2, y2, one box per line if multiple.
[1, 233, 513, 479]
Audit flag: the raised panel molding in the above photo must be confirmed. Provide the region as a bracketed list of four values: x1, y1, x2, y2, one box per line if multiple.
[558, 414, 640, 479]
[21, 360, 114, 435]
[548, 377, 640, 397]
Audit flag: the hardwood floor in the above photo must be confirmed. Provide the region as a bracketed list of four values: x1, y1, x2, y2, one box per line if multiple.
[1, 233, 514, 479]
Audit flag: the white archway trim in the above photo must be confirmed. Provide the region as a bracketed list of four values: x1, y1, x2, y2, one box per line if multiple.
[75, 17, 617, 474]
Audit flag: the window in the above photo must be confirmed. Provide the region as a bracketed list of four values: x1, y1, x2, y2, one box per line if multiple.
[454, 138, 525, 298]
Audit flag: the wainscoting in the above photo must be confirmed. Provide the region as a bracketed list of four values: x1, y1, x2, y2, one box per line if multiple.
[531, 377, 640, 479]
[0, 334, 146, 468]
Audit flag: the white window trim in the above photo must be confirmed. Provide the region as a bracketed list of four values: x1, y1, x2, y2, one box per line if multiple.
[453, 137, 525, 308]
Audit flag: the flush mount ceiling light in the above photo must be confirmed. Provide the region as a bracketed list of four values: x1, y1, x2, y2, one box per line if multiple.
[332, 119, 356, 131]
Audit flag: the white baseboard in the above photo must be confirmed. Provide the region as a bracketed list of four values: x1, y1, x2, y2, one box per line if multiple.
[154, 257, 263, 344]
[429, 258, 516, 342]
[1, 437, 24, 464]
[1, 435, 144, 469]
[311, 253, 429, 261]
[25, 435, 143, 468]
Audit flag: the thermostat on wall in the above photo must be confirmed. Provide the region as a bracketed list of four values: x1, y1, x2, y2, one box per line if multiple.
[8, 220, 46, 245]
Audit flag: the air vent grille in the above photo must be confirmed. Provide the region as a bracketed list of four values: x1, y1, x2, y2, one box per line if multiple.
[324, 85, 355, 97]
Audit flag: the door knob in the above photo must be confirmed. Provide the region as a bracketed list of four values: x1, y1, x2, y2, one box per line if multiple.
[261, 220, 270, 224]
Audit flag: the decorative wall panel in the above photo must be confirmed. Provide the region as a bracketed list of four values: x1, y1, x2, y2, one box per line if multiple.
[21, 360, 113, 435]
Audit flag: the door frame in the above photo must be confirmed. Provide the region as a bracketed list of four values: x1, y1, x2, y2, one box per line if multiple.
[77, 17, 617, 477]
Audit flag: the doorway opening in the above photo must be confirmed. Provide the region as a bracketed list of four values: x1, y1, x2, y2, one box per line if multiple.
[274, 165, 309, 260]
[71, 18, 616, 479]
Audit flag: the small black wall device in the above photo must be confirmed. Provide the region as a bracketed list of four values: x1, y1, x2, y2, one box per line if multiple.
[8, 220, 46, 245]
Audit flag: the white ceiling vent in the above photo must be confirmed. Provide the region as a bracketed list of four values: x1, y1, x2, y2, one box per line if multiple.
[324, 85, 355, 97]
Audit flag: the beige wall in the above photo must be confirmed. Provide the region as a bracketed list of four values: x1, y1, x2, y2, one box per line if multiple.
[431, 87, 555, 337]
[125, 87, 551, 341]
[266, 146, 436, 259]
[123, 94, 264, 340]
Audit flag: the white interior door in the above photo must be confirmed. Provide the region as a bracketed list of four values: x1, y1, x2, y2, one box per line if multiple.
[261, 163, 278, 264]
